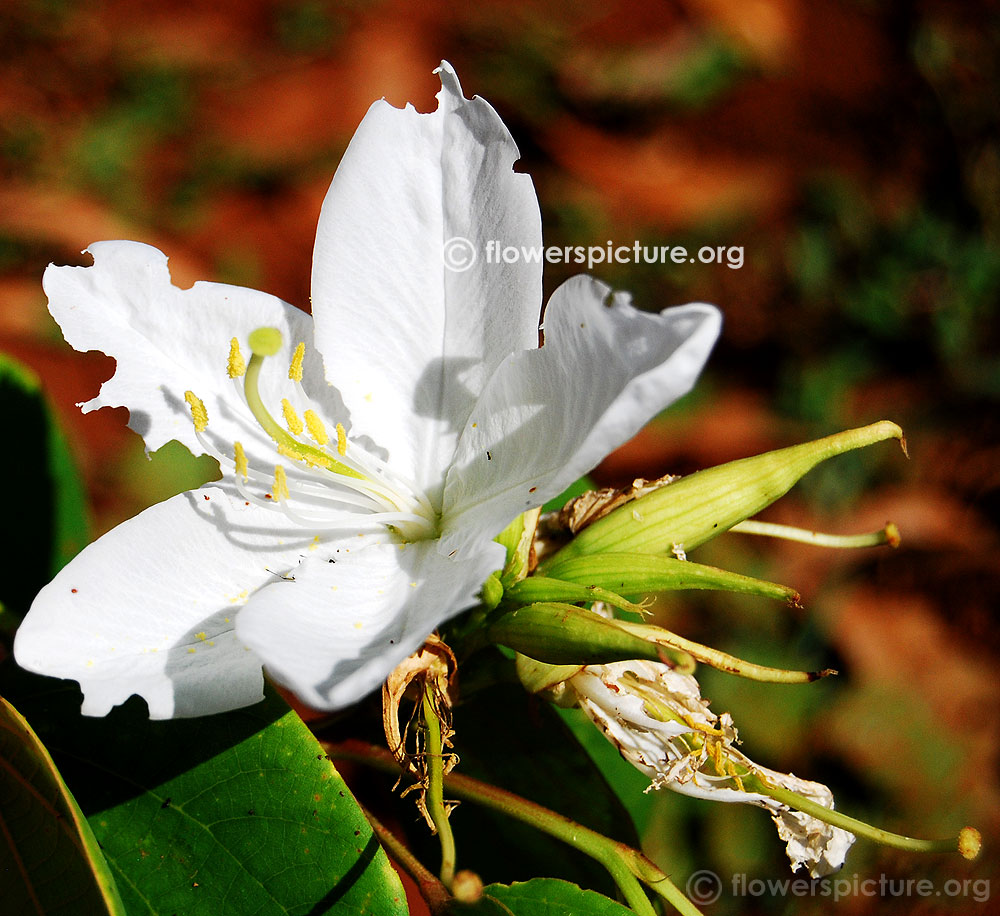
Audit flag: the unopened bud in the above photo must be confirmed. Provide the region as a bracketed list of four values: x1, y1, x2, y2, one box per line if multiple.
[545, 421, 904, 564]
[451, 869, 484, 903]
[486, 602, 694, 671]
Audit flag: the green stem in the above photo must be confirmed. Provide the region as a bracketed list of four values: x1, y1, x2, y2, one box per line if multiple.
[358, 802, 452, 915]
[422, 686, 457, 889]
[743, 774, 966, 855]
[327, 741, 704, 916]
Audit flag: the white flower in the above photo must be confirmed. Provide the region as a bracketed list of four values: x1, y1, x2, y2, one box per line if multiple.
[14, 63, 720, 719]
[572, 660, 855, 877]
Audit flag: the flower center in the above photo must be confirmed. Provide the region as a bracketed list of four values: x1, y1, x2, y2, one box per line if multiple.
[184, 327, 439, 542]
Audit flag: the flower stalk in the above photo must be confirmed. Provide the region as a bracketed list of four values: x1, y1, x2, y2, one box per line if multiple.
[326, 740, 703, 916]
[422, 683, 457, 889]
[358, 803, 453, 915]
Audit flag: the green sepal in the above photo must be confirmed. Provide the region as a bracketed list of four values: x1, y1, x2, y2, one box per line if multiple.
[505, 576, 648, 615]
[496, 507, 541, 587]
[514, 653, 584, 700]
[542, 421, 904, 564]
[541, 552, 800, 604]
[486, 602, 695, 671]
[482, 571, 504, 610]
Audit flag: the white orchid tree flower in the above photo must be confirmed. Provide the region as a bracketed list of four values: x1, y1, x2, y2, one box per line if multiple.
[14, 63, 720, 719]
[571, 660, 856, 877]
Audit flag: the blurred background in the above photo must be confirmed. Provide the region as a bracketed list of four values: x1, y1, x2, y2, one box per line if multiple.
[0, 0, 997, 912]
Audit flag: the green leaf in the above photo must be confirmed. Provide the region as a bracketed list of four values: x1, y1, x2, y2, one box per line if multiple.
[481, 879, 634, 915]
[0, 353, 88, 619]
[3, 667, 408, 916]
[0, 694, 126, 916]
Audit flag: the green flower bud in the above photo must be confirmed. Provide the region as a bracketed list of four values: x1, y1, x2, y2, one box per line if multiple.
[539, 552, 800, 605]
[544, 421, 904, 564]
[486, 602, 695, 671]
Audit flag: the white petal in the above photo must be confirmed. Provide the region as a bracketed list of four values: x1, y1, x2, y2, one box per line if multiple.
[571, 661, 854, 878]
[45, 240, 334, 465]
[757, 766, 857, 876]
[442, 276, 721, 552]
[235, 538, 504, 711]
[13, 486, 332, 718]
[311, 62, 542, 497]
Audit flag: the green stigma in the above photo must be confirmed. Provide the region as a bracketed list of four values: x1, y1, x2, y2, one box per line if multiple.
[248, 326, 283, 357]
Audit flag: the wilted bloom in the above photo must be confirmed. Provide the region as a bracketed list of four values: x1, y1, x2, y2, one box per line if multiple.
[571, 659, 856, 876]
[14, 63, 720, 718]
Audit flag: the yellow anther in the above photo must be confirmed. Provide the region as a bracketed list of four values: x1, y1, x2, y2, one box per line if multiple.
[273, 465, 290, 501]
[278, 441, 332, 470]
[303, 409, 329, 445]
[227, 337, 246, 378]
[281, 398, 304, 435]
[336, 422, 347, 456]
[233, 441, 248, 480]
[289, 342, 305, 382]
[681, 713, 726, 738]
[725, 759, 745, 792]
[709, 740, 725, 776]
[184, 391, 209, 432]
[248, 326, 283, 357]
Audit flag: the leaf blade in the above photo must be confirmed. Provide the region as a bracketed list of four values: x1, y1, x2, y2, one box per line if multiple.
[4, 669, 408, 916]
[0, 694, 126, 916]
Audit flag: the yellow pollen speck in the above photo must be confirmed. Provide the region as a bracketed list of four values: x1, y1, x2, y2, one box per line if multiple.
[353, 621, 363, 629]
[303, 409, 328, 445]
[224, 617, 230, 623]
[472, 422, 477, 428]
[195, 631, 207, 641]
[336, 423, 347, 456]
[188, 648, 196, 654]
[289, 342, 305, 382]
[208, 641, 215, 647]
[410, 582, 417, 588]
[227, 337, 246, 377]
[282, 398, 304, 435]
[234, 441, 249, 480]
[86, 659, 94, 668]
[309, 535, 320, 551]
[274, 465, 290, 501]
[364, 392, 373, 402]
[184, 391, 208, 432]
